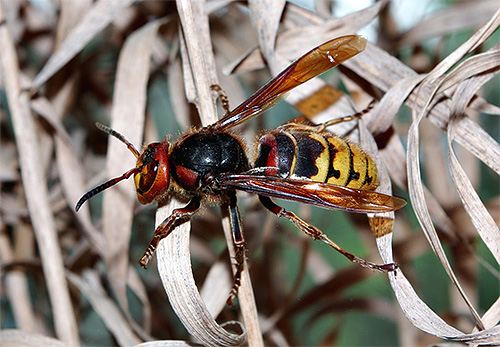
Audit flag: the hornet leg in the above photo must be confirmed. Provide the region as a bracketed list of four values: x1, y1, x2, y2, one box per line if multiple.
[211, 84, 230, 115]
[226, 191, 247, 305]
[139, 197, 201, 268]
[259, 195, 396, 272]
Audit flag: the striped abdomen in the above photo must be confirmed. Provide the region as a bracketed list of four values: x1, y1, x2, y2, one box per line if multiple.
[254, 125, 379, 190]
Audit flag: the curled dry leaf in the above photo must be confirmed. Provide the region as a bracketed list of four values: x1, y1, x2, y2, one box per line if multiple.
[403, 8, 500, 342]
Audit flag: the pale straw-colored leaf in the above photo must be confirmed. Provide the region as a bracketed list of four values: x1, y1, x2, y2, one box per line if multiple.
[248, 0, 286, 64]
[378, 130, 459, 238]
[276, 0, 387, 58]
[0, 227, 37, 333]
[432, 47, 500, 100]
[469, 97, 500, 115]
[67, 271, 141, 346]
[227, 0, 387, 75]
[349, 41, 500, 178]
[127, 267, 153, 340]
[367, 74, 425, 135]
[137, 341, 198, 347]
[31, 0, 134, 90]
[407, 104, 488, 333]
[199, 259, 233, 317]
[404, 9, 500, 336]
[40, 0, 109, 256]
[425, 7, 500, 84]
[482, 297, 500, 330]
[408, 103, 482, 327]
[176, 0, 218, 123]
[263, 2, 500, 343]
[448, 61, 500, 265]
[167, 56, 192, 130]
[55, 0, 92, 46]
[8, 0, 499, 345]
[454, 116, 500, 177]
[345, 41, 500, 198]
[102, 18, 164, 317]
[359, 121, 397, 266]
[399, 0, 499, 47]
[156, 199, 245, 347]
[0, 3, 79, 344]
[30, 97, 106, 255]
[0, 329, 66, 347]
[155, 0, 251, 345]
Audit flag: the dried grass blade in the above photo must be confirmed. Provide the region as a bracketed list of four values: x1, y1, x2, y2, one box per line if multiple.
[156, 199, 245, 346]
[67, 271, 141, 346]
[103, 19, 163, 315]
[136, 340, 198, 347]
[0, 4, 79, 344]
[0, 330, 66, 347]
[469, 97, 500, 115]
[339, 10, 500, 339]
[481, 297, 500, 329]
[154, 1, 255, 345]
[30, 97, 106, 255]
[405, 11, 500, 332]
[277, 0, 387, 54]
[455, 117, 500, 176]
[228, 0, 387, 76]
[447, 46, 500, 176]
[368, 74, 425, 134]
[176, 0, 217, 123]
[345, 43, 500, 176]
[221, 214, 261, 342]
[249, 0, 285, 62]
[435, 47, 500, 95]
[126, 268, 153, 339]
[400, 0, 499, 47]
[448, 78, 500, 266]
[55, 0, 92, 46]
[358, 120, 397, 266]
[167, 56, 192, 130]
[379, 132, 459, 238]
[0, 228, 37, 333]
[407, 101, 485, 329]
[425, 7, 500, 83]
[31, 0, 134, 90]
[389, 271, 500, 344]
[199, 260, 233, 316]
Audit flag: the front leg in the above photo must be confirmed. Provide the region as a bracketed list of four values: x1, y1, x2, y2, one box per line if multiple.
[139, 197, 201, 268]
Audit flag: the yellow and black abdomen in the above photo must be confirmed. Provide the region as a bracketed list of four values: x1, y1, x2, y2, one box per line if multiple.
[254, 125, 379, 190]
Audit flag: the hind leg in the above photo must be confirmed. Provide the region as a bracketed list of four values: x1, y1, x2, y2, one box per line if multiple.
[259, 195, 397, 272]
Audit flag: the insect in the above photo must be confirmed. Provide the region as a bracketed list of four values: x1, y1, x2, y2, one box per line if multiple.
[76, 35, 406, 302]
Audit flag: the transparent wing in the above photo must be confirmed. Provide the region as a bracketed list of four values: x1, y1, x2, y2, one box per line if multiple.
[213, 35, 367, 130]
[220, 174, 406, 213]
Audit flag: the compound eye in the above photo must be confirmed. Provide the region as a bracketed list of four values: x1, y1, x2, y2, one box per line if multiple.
[138, 160, 159, 193]
[134, 142, 170, 204]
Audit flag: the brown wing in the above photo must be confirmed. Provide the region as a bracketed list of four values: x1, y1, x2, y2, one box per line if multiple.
[220, 174, 406, 213]
[213, 35, 367, 130]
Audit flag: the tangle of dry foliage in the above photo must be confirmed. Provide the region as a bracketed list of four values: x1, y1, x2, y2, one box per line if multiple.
[1, 1, 499, 346]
